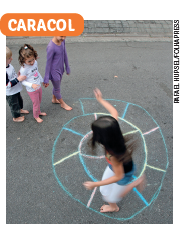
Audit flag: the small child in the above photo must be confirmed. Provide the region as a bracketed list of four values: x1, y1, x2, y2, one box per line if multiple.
[6, 46, 29, 122]
[19, 44, 46, 123]
[83, 88, 146, 213]
[43, 36, 72, 111]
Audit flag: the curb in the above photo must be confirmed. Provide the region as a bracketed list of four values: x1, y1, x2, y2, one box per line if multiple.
[6, 33, 173, 45]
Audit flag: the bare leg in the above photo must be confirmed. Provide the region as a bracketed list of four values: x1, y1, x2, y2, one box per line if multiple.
[136, 174, 147, 193]
[100, 203, 119, 213]
[120, 174, 146, 198]
[100, 175, 146, 213]
[52, 95, 60, 104]
[52, 95, 72, 110]
[57, 97, 72, 110]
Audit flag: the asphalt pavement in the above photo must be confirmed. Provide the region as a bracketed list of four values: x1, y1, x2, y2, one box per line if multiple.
[6, 20, 173, 224]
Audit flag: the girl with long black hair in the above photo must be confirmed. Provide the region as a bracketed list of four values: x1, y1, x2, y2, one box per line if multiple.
[83, 88, 145, 213]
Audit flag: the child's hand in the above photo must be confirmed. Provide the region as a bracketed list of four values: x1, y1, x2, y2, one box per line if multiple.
[94, 88, 103, 102]
[43, 83, 49, 88]
[32, 84, 40, 90]
[83, 181, 96, 190]
[17, 75, 27, 82]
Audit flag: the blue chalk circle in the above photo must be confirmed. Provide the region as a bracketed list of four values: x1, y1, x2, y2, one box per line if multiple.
[52, 98, 169, 221]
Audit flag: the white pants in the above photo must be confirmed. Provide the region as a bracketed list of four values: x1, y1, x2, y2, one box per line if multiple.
[100, 166, 127, 203]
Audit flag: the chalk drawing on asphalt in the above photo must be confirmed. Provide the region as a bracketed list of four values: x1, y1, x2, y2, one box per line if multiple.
[52, 98, 169, 221]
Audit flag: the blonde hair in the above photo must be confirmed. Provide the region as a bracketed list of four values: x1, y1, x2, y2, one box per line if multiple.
[6, 46, 12, 60]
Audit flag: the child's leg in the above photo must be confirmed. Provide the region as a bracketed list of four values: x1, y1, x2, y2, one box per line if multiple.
[100, 182, 126, 212]
[101, 174, 146, 212]
[100, 203, 119, 213]
[6, 93, 21, 118]
[51, 78, 72, 110]
[20, 109, 29, 114]
[17, 92, 29, 114]
[119, 174, 146, 198]
[27, 89, 43, 123]
[39, 86, 42, 105]
[57, 97, 73, 110]
[17, 92, 23, 110]
[38, 87, 46, 116]
[52, 95, 60, 103]
[51, 78, 62, 100]
[6, 94, 24, 122]
[99, 166, 123, 212]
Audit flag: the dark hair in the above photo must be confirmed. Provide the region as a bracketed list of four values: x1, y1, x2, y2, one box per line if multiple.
[18, 44, 38, 66]
[91, 116, 131, 161]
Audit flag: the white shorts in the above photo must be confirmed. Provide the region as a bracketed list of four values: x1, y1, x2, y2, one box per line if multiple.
[99, 166, 127, 203]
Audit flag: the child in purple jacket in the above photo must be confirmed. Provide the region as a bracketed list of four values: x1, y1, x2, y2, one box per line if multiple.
[43, 36, 72, 111]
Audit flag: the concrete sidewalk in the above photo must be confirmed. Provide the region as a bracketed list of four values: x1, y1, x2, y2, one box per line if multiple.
[83, 20, 173, 36]
[6, 20, 173, 44]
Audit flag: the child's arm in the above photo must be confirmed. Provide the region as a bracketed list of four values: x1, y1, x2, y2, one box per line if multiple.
[20, 67, 40, 90]
[6, 72, 26, 88]
[83, 156, 124, 190]
[63, 40, 70, 75]
[94, 88, 118, 120]
[43, 45, 54, 84]
[22, 80, 40, 90]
